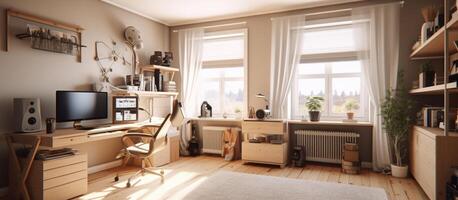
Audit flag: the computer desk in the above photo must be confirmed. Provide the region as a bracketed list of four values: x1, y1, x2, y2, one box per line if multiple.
[6, 119, 164, 200]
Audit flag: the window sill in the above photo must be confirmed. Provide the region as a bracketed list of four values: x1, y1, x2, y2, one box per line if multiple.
[190, 117, 242, 122]
[288, 119, 372, 127]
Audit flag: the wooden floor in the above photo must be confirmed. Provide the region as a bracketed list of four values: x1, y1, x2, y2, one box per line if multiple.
[81, 155, 428, 200]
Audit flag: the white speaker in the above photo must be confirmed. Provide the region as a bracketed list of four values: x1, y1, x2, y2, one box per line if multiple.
[14, 98, 42, 133]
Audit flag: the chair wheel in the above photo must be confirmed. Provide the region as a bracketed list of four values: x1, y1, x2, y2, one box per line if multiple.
[114, 176, 119, 182]
[126, 181, 131, 188]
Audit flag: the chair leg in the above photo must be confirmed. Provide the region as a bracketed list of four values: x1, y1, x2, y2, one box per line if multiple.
[144, 168, 165, 183]
[126, 168, 144, 188]
[115, 154, 130, 182]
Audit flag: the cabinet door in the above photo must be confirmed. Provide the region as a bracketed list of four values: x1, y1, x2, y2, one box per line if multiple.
[410, 131, 419, 177]
[413, 130, 436, 200]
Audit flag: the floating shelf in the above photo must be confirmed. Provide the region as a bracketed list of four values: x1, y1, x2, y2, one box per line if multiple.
[127, 91, 178, 97]
[140, 65, 179, 73]
[410, 82, 458, 95]
[410, 16, 458, 59]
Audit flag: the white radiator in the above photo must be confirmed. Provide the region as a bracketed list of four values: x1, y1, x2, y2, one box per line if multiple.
[202, 126, 228, 155]
[294, 130, 359, 164]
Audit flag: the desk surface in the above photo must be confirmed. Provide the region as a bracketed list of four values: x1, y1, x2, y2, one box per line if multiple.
[8, 119, 164, 148]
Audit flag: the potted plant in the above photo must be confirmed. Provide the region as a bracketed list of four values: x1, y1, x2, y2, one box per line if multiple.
[381, 72, 414, 178]
[234, 107, 242, 119]
[344, 99, 359, 120]
[305, 96, 324, 122]
[419, 61, 435, 87]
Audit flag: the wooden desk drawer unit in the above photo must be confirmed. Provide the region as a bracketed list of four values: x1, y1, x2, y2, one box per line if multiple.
[242, 142, 287, 164]
[241, 120, 287, 167]
[27, 153, 88, 200]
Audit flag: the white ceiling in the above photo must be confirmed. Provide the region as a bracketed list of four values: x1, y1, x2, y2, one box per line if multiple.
[101, 0, 362, 26]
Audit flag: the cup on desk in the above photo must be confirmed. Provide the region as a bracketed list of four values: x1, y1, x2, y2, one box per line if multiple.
[46, 118, 56, 134]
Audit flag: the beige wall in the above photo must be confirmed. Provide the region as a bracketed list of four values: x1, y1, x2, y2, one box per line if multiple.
[0, 0, 169, 188]
[170, 0, 438, 111]
[169, 0, 438, 166]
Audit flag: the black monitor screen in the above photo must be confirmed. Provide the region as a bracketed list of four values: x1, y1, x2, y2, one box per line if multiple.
[56, 91, 108, 122]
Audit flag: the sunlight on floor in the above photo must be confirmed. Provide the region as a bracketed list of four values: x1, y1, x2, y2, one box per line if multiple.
[80, 168, 211, 200]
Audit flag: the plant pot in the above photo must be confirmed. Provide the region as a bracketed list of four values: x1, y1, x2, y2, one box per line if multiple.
[391, 164, 408, 178]
[346, 112, 354, 120]
[309, 111, 320, 122]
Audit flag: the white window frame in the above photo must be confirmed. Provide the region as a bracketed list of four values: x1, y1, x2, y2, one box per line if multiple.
[200, 29, 248, 118]
[291, 20, 368, 121]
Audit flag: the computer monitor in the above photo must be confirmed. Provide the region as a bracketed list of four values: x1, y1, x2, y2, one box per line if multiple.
[56, 91, 108, 129]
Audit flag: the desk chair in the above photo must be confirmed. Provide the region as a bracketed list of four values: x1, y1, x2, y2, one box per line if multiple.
[115, 100, 184, 187]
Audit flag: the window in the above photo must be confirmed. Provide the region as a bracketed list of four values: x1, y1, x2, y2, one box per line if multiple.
[292, 18, 368, 120]
[199, 30, 247, 117]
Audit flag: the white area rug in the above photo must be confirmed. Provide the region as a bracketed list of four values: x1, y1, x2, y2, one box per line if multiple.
[180, 171, 388, 200]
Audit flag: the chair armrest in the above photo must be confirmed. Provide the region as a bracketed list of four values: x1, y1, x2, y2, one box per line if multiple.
[121, 133, 154, 147]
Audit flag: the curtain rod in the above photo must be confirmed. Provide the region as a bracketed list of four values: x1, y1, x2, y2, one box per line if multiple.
[270, 0, 404, 20]
[172, 21, 247, 33]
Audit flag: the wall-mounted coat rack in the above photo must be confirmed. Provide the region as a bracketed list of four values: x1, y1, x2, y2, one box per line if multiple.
[4, 9, 86, 62]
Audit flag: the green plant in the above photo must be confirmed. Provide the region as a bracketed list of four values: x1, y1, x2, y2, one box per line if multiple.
[380, 71, 414, 167]
[420, 61, 433, 73]
[344, 99, 360, 112]
[234, 107, 241, 113]
[305, 96, 324, 111]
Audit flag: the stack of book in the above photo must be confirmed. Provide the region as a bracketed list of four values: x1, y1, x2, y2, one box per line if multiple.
[164, 81, 177, 92]
[342, 143, 360, 174]
[422, 107, 444, 128]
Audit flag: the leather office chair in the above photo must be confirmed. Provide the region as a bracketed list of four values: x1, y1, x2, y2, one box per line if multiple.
[115, 100, 184, 187]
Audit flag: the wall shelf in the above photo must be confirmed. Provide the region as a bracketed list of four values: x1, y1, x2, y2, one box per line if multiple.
[114, 90, 178, 97]
[140, 65, 179, 73]
[4, 9, 84, 62]
[410, 16, 458, 59]
[409, 82, 458, 95]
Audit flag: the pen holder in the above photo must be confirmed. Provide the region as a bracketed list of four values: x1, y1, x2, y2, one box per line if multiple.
[46, 118, 56, 134]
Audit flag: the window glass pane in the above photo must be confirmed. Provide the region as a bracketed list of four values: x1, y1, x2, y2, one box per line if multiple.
[223, 81, 244, 114]
[202, 37, 244, 61]
[301, 27, 355, 54]
[201, 68, 221, 78]
[201, 80, 220, 114]
[298, 63, 325, 75]
[223, 67, 243, 78]
[331, 61, 361, 74]
[331, 77, 361, 114]
[297, 78, 325, 117]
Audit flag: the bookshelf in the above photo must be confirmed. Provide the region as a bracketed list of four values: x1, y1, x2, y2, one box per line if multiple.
[409, 1, 458, 199]
[410, 15, 458, 59]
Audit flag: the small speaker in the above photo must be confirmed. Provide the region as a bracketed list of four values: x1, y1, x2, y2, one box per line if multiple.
[14, 98, 42, 133]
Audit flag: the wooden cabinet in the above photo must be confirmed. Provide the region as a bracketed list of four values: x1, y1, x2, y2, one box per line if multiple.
[410, 126, 458, 200]
[241, 120, 287, 167]
[10, 153, 88, 200]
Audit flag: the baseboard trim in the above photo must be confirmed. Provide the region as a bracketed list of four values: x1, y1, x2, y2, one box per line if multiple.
[361, 162, 373, 169]
[88, 160, 123, 174]
[0, 187, 8, 197]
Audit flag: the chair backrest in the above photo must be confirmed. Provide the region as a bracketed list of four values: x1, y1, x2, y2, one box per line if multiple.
[170, 99, 185, 127]
[148, 100, 184, 156]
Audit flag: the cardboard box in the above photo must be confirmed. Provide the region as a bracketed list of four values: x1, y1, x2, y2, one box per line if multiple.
[344, 143, 359, 151]
[343, 150, 359, 162]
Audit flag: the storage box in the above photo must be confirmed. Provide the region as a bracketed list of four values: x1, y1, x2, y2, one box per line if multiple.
[343, 150, 359, 162]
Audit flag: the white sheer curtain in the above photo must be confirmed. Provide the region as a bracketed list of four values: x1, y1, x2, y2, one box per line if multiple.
[352, 3, 400, 171]
[178, 28, 205, 155]
[270, 15, 305, 118]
